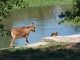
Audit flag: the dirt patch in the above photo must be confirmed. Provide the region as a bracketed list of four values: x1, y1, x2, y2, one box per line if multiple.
[62, 43, 80, 50]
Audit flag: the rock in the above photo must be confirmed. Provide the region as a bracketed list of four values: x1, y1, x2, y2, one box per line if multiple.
[41, 34, 80, 43]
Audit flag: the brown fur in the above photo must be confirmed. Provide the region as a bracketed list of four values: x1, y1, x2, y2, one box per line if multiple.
[51, 32, 58, 36]
[10, 23, 35, 47]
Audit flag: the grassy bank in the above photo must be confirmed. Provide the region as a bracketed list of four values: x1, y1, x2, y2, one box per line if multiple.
[0, 42, 80, 60]
[68, 21, 80, 27]
[24, 0, 73, 7]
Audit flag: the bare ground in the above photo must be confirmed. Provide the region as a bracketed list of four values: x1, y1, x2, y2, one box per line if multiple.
[63, 43, 80, 50]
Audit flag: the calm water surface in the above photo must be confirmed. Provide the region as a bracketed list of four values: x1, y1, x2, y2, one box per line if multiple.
[1, 5, 80, 48]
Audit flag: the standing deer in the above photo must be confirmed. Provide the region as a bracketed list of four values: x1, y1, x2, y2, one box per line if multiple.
[10, 23, 35, 47]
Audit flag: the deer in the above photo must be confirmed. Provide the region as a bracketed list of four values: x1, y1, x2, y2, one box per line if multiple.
[10, 23, 35, 48]
[51, 32, 58, 36]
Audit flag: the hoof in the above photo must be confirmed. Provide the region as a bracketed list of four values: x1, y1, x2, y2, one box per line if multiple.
[12, 46, 15, 48]
[27, 41, 29, 43]
[10, 46, 15, 48]
[25, 44, 28, 45]
[25, 42, 29, 45]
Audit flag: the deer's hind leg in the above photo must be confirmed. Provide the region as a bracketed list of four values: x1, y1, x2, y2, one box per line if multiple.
[10, 38, 15, 48]
[10, 32, 16, 48]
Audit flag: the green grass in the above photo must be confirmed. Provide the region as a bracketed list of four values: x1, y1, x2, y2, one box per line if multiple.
[61, 18, 80, 27]
[68, 21, 80, 27]
[0, 42, 80, 60]
[24, 0, 73, 7]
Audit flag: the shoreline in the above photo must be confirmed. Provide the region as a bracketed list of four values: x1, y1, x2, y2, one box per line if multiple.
[1, 34, 80, 50]
[41, 34, 80, 42]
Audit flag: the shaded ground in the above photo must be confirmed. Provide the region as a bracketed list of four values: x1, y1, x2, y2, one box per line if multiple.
[0, 42, 80, 60]
[63, 43, 80, 49]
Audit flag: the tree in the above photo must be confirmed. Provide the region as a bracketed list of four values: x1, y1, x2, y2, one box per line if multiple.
[72, 0, 80, 16]
[59, 0, 80, 25]
[0, 0, 26, 36]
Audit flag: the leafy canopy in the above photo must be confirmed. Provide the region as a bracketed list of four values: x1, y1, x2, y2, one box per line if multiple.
[0, 0, 25, 36]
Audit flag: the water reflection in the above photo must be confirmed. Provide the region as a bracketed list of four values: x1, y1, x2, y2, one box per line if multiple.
[53, 5, 63, 20]
[1, 5, 80, 48]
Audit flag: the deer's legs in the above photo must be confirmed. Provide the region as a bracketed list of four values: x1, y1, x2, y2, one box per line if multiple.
[25, 38, 29, 45]
[10, 38, 15, 48]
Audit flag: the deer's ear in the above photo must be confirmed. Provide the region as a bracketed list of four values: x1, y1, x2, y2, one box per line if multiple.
[30, 23, 33, 26]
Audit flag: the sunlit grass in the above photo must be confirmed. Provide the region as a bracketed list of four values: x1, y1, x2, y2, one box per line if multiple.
[24, 0, 73, 7]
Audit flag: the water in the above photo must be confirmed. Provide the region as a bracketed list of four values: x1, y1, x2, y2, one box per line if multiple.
[1, 5, 80, 48]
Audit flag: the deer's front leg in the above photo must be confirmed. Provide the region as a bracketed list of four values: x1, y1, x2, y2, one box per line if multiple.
[25, 37, 29, 45]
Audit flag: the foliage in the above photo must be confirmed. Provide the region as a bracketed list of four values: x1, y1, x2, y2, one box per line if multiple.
[59, 11, 73, 19]
[59, 0, 80, 26]
[72, 0, 80, 16]
[0, 0, 26, 36]
[0, 0, 25, 19]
